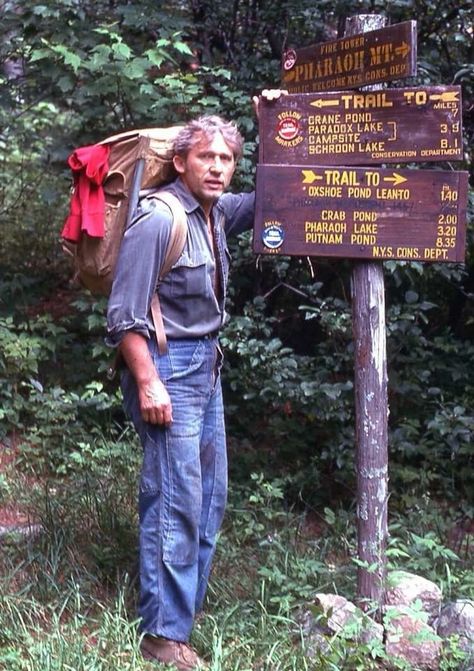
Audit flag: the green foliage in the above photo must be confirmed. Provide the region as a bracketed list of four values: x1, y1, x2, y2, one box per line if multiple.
[0, 585, 144, 671]
[0, 276, 124, 476]
[387, 513, 474, 598]
[0, 310, 65, 436]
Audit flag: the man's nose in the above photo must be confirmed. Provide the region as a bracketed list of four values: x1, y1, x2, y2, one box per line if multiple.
[210, 157, 223, 172]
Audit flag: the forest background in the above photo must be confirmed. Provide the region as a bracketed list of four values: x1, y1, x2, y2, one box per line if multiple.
[0, 1, 473, 669]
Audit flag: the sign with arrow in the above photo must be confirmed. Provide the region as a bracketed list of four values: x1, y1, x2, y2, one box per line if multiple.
[281, 20, 417, 93]
[254, 164, 468, 262]
[259, 86, 463, 165]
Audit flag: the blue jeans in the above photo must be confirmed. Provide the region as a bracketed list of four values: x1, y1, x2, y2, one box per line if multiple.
[121, 336, 227, 642]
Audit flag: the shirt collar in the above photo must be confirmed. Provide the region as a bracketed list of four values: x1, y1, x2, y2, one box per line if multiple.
[169, 177, 201, 214]
[170, 177, 222, 219]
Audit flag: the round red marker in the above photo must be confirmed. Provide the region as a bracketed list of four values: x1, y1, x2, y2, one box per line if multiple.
[277, 117, 299, 141]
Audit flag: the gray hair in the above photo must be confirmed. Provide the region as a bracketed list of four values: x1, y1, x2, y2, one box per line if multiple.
[173, 115, 244, 160]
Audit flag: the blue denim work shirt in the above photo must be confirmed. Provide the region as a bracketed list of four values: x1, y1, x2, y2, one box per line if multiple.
[106, 177, 254, 345]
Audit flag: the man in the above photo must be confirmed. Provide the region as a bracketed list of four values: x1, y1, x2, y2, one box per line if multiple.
[106, 115, 254, 670]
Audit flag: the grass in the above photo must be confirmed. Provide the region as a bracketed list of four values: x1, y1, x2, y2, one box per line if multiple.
[0, 438, 473, 671]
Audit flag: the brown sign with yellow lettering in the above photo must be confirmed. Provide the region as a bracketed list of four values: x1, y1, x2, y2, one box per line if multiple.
[254, 165, 468, 262]
[259, 87, 462, 165]
[281, 20, 417, 93]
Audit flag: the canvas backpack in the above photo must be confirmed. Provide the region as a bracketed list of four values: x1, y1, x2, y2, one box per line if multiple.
[61, 126, 188, 355]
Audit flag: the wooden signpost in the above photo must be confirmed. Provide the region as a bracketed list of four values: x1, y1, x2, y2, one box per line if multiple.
[281, 20, 417, 93]
[258, 86, 463, 165]
[254, 164, 468, 262]
[254, 14, 469, 613]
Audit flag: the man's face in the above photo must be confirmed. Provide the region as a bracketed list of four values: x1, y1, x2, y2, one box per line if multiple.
[173, 132, 236, 213]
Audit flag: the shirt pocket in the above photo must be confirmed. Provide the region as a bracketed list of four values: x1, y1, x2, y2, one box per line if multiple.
[170, 251, 210, 298]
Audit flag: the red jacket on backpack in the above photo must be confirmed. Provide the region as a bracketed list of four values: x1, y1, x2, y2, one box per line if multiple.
[61, 144, 110, 241]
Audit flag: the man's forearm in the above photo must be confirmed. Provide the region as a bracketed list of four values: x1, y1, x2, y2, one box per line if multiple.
[119, 331, 159, 385]
[119, 332, 173, 425]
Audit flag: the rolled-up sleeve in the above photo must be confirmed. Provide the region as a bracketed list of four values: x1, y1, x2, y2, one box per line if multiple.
[106, 199, 173, 347]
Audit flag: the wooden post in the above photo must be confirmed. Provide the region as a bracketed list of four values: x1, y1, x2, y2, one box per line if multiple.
[346, 14, 389, 614]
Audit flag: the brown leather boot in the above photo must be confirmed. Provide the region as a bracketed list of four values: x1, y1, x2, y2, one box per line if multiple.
[140, 635, 207, 670]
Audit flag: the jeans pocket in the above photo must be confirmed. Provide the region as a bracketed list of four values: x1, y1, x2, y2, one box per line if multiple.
[150, 339, 205, 384]
[140, 430, 162, 494]
[121, 368, 164, 495]
[162, 433, 201, 565]
[162, 511, 200, 565]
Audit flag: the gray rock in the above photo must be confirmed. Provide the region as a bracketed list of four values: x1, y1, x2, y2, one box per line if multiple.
[435, 599, 474, 668]
[297, 592, 384, 660]
[314, 593, 383, 642]
[385, 570, 443, 621]
[385, 606, 442, 670]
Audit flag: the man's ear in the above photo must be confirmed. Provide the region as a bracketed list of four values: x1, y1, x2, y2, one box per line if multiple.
[173, 155, 185, 174]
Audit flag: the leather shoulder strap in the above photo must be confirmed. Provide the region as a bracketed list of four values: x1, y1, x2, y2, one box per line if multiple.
[148, 191, 188, 278]
[146, 190, 188, 355]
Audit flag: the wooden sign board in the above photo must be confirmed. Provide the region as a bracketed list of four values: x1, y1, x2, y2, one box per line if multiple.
[281, 20, 417, 92]
[259, 86, 463, 165]
[253, 165, 468, 262]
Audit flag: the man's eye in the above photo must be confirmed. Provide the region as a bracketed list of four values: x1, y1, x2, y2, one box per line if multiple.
[199, 153, 233, 163]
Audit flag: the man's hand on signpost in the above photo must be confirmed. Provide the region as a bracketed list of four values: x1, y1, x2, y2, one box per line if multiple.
[253, 88, 288, 118]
